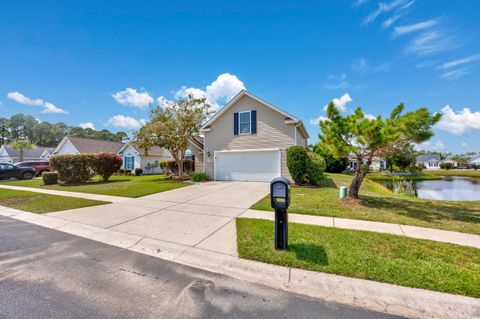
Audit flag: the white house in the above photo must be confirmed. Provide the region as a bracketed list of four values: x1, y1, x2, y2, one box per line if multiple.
[347, 155, 386, 171]
[439, 158, 458, 168]
[468, 156, 480, 167]
[0, 144, 54, 163]
[53, 136, 172, 173]
[416, 154, 441, 169]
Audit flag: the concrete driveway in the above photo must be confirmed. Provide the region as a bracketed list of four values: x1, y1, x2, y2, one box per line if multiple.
[47, 182, 270, 256]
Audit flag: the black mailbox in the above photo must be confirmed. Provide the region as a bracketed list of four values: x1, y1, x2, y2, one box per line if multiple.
[270, 177, 290, 250]
[270, 177, 291, 210]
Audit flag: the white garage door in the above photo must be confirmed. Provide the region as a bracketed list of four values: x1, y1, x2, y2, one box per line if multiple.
[215, 149, 281, 182]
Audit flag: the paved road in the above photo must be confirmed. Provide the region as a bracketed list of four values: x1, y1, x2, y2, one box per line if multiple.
[0, 216, 405, 319]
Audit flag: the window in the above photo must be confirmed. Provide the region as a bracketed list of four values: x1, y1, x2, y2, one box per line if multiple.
[239, 111, 251, 134]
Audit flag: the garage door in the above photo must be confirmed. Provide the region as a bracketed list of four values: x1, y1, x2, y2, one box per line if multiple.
[214, 149, 281, 182]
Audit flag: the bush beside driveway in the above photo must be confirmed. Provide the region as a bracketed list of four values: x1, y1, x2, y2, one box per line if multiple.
[251, 173, 480, 235]
[0, 189, 108, 214]
[2, 174, 187, 198]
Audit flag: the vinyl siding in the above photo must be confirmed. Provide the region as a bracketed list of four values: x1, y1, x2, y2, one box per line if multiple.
[55, 138, 80, 155]
[188, 141, 204, 173]
[204, 95, 307, 181]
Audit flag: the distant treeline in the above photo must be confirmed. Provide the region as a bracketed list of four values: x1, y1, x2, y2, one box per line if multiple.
[0, 113, 127, 147]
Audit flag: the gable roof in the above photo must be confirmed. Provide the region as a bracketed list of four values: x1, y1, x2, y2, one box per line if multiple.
[118, 143, 169, 157]
[1, 145, 55, 159]
[416, 154, 441, 163]
[200, 90, 309, 138]
[62, 136, 125, 154]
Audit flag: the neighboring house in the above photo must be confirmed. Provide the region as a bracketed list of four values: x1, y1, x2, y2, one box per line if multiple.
[53, 136, 172, 173]
[0, 144, 54, 163]
[199, 90, 309, 182]
[439, 158, 458, 167]
[348, 155, 386, 171]
[416, 154, 441, 169]
[468, 156, 480, 167]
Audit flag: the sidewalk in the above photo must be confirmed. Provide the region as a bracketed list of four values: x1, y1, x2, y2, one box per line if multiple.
[1, 205, 478, 319]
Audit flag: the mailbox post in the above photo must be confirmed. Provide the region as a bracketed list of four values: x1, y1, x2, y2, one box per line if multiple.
[270, 177, 290, 250]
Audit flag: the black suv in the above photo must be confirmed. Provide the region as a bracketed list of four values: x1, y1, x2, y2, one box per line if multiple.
[0, 163, 36, 180]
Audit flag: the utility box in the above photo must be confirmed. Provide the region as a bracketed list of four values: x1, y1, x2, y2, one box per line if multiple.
[270, 177, 290, 250]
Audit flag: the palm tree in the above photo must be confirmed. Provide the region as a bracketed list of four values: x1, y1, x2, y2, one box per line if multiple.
[9, 140, 34, 162]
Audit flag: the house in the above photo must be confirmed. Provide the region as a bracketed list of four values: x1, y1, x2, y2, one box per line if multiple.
[439, 158, 458, 168]
[198, 90, 309, 182]
[53, 136, 172, 173]
[467, 156, 480, 167]
[348, 155, 386, 171]
[0, 144, 54, 163]
[416, 154, 441, 169]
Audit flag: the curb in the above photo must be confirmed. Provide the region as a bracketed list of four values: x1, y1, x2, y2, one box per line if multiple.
[1, 207, 479, 319]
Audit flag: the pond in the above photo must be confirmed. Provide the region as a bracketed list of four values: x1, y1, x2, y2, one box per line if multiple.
[380, 176, 480, 201]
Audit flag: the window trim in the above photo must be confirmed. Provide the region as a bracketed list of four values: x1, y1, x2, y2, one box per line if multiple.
[238, 111, 252, 135]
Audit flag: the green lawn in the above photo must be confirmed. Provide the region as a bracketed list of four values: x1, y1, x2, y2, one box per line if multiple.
[2, 174, 188, 198]
[237, 218, 480, 298]
[251, 173, 480, 235]
[366, 172, 442, 181]
[367, 169, 480, 181]
[423, 169, 480, 178]
[0, 189, 108, 214]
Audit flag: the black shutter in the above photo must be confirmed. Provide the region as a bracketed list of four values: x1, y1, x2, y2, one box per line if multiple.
[251, 110, 257, 134]
[234, 112, 239, 135]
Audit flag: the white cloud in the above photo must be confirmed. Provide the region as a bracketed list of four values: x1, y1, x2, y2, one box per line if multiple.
[324, 73, 349, 90]
[364, 114, 377, 120]
[42, 102, 68, 114]
[309, 116, 330, 125]
[79, 122, 96, 130]
[156, 96, 174, 108]
[441, 68, 470, 80]
[462, 142, 467, 147]
[436, 105, 480, 135]
[437, 55, 480, 70]
[106, 115, 145, 130]
[364, 0, 409, 24]
[404, 30, 458, 57]
[175, 86, 207, 100]
[7, 91, 68, 114]
[323, 93, 353, 112]
[381, 0, 414, 28]
[112, 88, 154, 108]
[205, 73, 245, 109]
[352, 58, 390, 74]
[432, 140, 445, 150]
[393, 19, 438, 37]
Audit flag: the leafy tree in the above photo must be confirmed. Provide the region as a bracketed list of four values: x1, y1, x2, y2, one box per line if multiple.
[135, 94, 212, 180]
[385, 143, 416, 172]
[9, 140, 34, 162]
[312, 144, 348, 173]
[319, 102, 440, 198]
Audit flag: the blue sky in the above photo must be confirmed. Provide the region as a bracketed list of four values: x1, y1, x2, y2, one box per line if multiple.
[1, 0, 479, 153]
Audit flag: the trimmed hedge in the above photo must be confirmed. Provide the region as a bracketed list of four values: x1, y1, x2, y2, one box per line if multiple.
[286, 146, 309, 185]
[42, 172, 58, 185]
[95, 152, 123, 181]
[305, 152, 326, 185]
[50, 154, 97, 183]
[135, 168, 143, 176]
[165, 160, 195, 175]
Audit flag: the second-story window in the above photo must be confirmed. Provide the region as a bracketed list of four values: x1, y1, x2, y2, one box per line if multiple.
[239, 111, 251, 134]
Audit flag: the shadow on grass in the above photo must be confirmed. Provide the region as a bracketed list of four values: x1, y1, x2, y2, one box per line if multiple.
[289, 243, 329, 266]
[361, 195, 480, 224]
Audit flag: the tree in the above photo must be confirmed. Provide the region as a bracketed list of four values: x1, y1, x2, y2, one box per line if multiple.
[135, 94, 212, 180]
[385, 143, 416, 172]
[9, 140, 34, 162]
[319, 102, 440, 198]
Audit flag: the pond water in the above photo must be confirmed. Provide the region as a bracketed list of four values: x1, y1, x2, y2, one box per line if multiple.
[381, 176, 480, 201]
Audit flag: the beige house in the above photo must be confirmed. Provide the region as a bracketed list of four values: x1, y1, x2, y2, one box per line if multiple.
[198, 90, 308, 181]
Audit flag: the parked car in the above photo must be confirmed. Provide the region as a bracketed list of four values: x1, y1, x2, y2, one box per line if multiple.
[15, 161, 51, 176]
[0, 163, 35, 180]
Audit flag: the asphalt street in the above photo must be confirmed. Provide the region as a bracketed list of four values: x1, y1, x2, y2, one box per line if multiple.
[0, 216, 406, 319]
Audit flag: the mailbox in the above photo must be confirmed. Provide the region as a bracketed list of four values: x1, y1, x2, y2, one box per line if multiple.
[270, 177, 290, 250]
[270, 177, 291, 210]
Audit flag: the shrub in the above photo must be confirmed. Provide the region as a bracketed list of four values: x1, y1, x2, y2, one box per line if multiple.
[94, 152, 123, 182]
[50, 154, 97, 183]
[313, 146, 348, 173]
[440, 162, 453, 170]
[160, 160, 168, 170]
[305, 152, 326, 185]
[42, 172, 58, 185]
[165, 160, 195, 175]
[286, 146, 308, 185]
[135, 168, 143, 176]
[117, 168, 125, 175]
[191, 172, 208, 182]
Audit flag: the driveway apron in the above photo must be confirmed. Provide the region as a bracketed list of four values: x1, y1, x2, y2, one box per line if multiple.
[47, 182, 270, 256]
